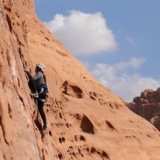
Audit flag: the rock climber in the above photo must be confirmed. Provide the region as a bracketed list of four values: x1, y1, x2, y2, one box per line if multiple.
[25, 63, 48, 130]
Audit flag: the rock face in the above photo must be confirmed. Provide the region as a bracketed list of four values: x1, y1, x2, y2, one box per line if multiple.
[128, 88, 160, 131]
[0, 0, 160, 160]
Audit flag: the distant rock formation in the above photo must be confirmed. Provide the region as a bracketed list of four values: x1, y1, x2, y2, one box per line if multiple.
[128, 88, 160, 130]
[1, 0, 160, 160]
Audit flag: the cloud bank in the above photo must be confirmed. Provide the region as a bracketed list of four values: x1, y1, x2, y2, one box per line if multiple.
[44, 10, 117, 55]
[92, 57, 160, 102]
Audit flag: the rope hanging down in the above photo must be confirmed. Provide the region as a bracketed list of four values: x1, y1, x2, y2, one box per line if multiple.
[0, 1, 43, 159]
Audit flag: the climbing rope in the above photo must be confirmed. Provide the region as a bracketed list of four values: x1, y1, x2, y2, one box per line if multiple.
[0, 1, 43, 159]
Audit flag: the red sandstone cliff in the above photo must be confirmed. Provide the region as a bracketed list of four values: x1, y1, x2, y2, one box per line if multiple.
[128, 88, 160, 131]
[0, 0, 160, 160]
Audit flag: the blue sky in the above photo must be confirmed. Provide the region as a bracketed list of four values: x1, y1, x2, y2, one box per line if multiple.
[34, 0, 160, 102]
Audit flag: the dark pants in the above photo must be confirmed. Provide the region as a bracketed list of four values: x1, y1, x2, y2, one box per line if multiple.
[29, 79, 47, 125]
[37, 100, 47, 125]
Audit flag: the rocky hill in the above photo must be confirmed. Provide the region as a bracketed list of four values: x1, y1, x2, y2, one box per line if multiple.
[0, 0, 160, 160]
[128, 88, 160, 131]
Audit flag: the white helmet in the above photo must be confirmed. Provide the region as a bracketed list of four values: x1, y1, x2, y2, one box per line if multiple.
[37, 63, 45, 72]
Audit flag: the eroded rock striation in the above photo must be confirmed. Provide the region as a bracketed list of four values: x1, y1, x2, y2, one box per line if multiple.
[0, 0, 160, 160]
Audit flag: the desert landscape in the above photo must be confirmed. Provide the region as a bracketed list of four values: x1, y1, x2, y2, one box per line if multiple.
[0, 0, 160, 160]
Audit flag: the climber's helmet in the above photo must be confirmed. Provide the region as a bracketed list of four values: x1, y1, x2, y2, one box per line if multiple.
[36, 63, 45, 72]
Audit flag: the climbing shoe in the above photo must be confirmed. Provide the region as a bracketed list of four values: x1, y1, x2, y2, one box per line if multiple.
[30, 93, 39, 98]
[42, 123, 47, 130]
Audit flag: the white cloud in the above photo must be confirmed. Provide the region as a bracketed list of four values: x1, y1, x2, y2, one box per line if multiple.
[44, 10, 117, 55]
[92, 57, 160, 102]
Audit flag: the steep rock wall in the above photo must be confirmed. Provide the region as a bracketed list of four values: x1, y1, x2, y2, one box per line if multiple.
[0, 0, 160, 160]
[0, 0, 42, 159]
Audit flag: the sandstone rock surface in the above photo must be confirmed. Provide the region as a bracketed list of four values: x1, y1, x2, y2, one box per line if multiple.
[128, 88, 160, 131]
[0, 0, 160, 160]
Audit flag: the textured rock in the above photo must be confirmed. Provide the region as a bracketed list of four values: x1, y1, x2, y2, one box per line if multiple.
[128, 88, 160, 131]
[0, 0, 160, 160]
